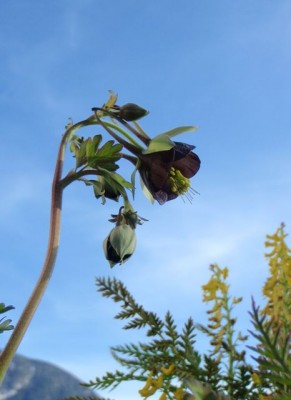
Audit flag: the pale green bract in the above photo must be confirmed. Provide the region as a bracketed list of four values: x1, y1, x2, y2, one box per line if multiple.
[110, 225, 136, 260]
[140, 176, 155, 204]
[142, 126, 197, 155]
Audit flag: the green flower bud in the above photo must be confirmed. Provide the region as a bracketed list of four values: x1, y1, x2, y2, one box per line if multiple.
[103, 224, 136, 267]
[119, 103, 149, 121]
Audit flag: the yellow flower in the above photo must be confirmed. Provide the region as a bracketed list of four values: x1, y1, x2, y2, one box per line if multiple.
[139, 386, 157, 397]
[260, 223, 291, 362]
[202, 278, 219, 301]
[208, 321, 221, 330]
[161, 364, 176, 375]
[155, 374, 164, 388]
[139, 371, 155, 397]
[221, 267, 229, 279]
[209, 310, 222, 323]
[251, 372, 260, 385]
[174, 387, 185, 400]
[261, 224, 291, 327]
[207, 301, 223, 313]
[138, 371, 164, 397]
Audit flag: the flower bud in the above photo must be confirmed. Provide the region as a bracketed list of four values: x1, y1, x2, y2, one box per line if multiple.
[119, 103, 149, 121]
[103, 224, 136, 267]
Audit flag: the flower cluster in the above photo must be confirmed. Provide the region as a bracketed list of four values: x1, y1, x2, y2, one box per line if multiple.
[138, 364, 186, 400]
[201, 264, 247, 398]
[202, 264, 244, 360]
[261, 223, 291, 326]
[67, 92, 201, 267]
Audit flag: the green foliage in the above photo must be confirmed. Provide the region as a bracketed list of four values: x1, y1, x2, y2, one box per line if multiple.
[70, 135, 122, 171]
[0, 303, 14, 334]
[67, 134, 132, 204]
[84, 226, 291, 400]
[248, 299, 291, 396]
[89, 277, 202, 399]
[88, 277, 254, 399]
[200, 264, 249, 398]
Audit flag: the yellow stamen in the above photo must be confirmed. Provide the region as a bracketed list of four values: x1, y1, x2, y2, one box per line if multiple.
[168, 167, 190, 196]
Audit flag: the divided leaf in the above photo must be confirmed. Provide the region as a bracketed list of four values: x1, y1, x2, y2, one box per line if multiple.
[70, 135, 122, 171]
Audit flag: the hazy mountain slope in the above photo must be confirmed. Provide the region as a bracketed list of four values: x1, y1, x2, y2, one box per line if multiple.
[0, 353, 98, 400]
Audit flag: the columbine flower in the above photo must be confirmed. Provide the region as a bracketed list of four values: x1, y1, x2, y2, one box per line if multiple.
[93, 102, 201, 205]
[138, 141, 200, 204]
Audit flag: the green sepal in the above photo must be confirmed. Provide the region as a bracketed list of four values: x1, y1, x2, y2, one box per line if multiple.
[142, 134, 174, 154]
[130, 161, 140, 199]
[142, 126, 197, 155]
[110, 225, 136, 259]
[140, 176, 154, 204]
[103, 225, 136, 268]
[159, 125, 197, 138]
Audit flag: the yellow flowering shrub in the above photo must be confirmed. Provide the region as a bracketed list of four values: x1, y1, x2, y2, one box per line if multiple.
[86, 225, 291, 400]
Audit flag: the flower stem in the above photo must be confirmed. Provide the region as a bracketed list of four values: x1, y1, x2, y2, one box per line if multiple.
[94, 112, 143, 155]
[93, 108, 149, 147]
[0, 120, 84, 383]
[0, 112, 128, 381]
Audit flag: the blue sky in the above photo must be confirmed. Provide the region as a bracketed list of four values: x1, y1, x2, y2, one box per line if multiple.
[1, 1, 291, 399]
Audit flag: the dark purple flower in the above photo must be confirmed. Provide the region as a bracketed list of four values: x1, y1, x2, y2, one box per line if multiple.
[138, 141, 200, 204]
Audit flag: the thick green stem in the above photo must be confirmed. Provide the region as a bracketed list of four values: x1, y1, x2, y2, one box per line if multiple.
[0, 125, 72, 383]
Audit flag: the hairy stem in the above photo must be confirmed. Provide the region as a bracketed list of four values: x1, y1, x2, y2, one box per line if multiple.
[0, 121, 81, 383]
[0, 112, 129, 381]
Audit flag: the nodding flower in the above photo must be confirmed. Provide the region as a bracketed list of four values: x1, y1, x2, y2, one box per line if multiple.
[138, 141, 200, 204]
[93, 105, 200, 205]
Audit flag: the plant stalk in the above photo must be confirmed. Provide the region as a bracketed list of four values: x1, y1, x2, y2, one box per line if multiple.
[0, 128, 69, 383]
[0, 113, 127, 382]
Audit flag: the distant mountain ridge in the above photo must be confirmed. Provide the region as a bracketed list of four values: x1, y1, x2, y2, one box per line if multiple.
[0, 353, 98, 400]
